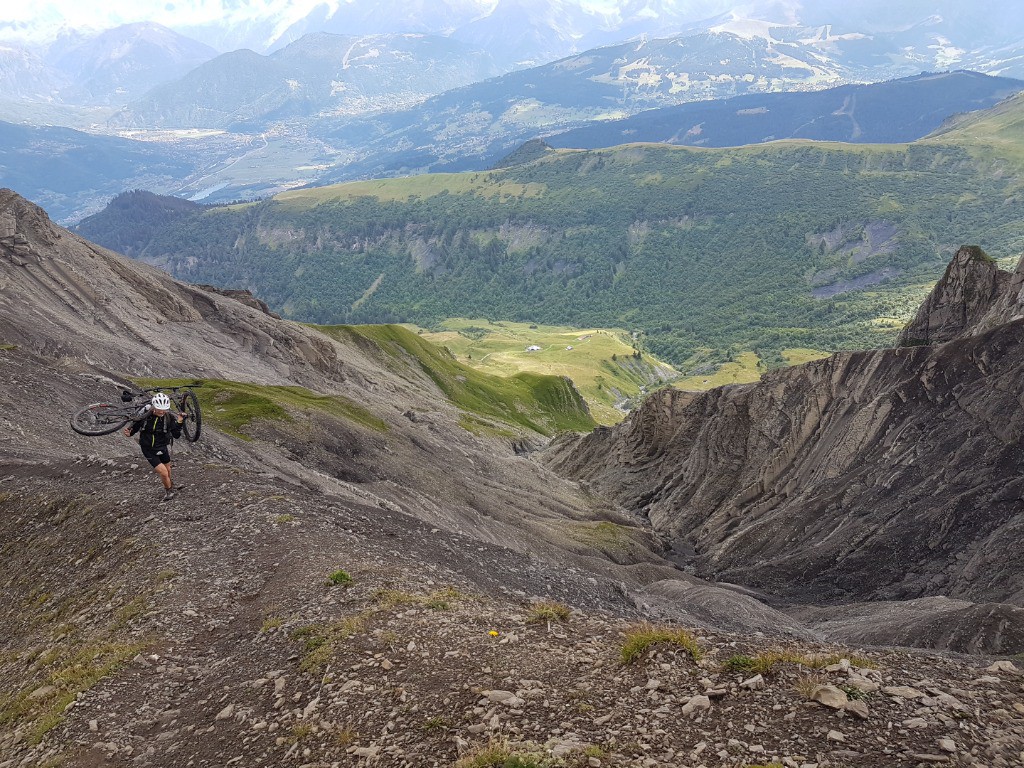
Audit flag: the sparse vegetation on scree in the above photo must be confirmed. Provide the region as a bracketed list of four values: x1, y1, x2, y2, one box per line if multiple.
[133, 377, 388, 440]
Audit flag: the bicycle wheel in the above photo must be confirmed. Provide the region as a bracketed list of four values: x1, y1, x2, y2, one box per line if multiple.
[70, 403, 132, 436]
[180, 390, 202, 442]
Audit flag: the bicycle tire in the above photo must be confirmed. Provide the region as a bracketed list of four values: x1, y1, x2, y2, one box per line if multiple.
[70, 402, 132, 436]
[180, 390, 202, 442]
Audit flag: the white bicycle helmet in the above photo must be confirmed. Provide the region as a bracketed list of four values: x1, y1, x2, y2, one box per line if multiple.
[151, 392, 171, 410]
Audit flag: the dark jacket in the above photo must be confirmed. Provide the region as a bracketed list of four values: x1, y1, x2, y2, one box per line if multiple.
[129, 412, 182, 450]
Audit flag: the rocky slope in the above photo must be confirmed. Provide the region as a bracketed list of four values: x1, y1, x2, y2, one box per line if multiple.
[5, 193, 1024, 766]
[545, 245, 1024, 652]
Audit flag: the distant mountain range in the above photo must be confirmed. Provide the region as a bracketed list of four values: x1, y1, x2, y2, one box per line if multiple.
[0, 23, 217, 106]
[546, 71, 1024, 149]
[110, 32, 498, 130]
[311, 58, 1024, 181]
[10, 70, 1022, 223]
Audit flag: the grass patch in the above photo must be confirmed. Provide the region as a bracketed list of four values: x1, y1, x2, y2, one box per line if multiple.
[723, 650, 877, 676]
[793, 672, 828, 700]
[372, 586, 467, 611]
[274, 514, 296, 524]
[0, 344, 15, 351]
[292, 615, 367, 673]
[420, 319, 678, 425]
[133, 377, 387, 440]
[458, 413, 519, 439]
[675, 350, 762, 390]
[797, 652, 878, 670]
[720, 653, 786, 676]
[781, 347, 829, 366]
[334, 726, 358, 747]
[327, 569, 352, 586]
[261, 615, 285, 632]
[526, 600, 571, 624]
[275, 173, 546, 207]
[422, 716, 451, 731]
[620, 625, 701, 665]
[315, 324, 595, 436]
[0, 640, 147, 745]
[455, 738, 549, 768]
[564, 520, 647, 559]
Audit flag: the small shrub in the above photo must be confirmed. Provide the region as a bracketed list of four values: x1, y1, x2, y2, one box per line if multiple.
[327, 569, 352, 586]
[335, 726, 358, 747]
[721, 654, 757, 673]
[274, 514, 295, 524]
[620, 625, 701, 664]
[793, 672, 827, 700]
[261, 616, 284, 633]
[291, 723, 313, 742]
[721, 651, 785, 676]
[293, 615, 367, 672]
[422, 716, 451, 731]
[526, 600, 571, 624]
[839, 684, 870, 700]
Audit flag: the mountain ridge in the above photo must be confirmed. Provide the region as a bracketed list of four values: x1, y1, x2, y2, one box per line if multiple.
[73, 93, 1024, 369]
[5, 190, 1024, 765]
[544, 245, 1024, 619]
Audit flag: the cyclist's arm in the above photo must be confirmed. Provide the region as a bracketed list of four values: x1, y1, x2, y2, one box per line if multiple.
[127, 419, 143, 437]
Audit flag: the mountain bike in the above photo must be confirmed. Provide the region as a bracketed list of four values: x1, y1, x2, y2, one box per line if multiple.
[70, 385, 203, 442]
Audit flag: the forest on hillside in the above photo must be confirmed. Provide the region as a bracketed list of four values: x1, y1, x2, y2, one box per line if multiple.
[81, 141, 1024, 369]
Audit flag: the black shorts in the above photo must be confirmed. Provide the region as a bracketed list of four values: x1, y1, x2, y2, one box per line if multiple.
[141, 445, 172, 467]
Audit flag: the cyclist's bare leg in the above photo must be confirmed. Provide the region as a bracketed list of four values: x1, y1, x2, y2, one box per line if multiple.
[155, 463, 172, 490]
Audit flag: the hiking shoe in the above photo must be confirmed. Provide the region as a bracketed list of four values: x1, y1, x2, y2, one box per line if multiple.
[161, 490, 176, 503]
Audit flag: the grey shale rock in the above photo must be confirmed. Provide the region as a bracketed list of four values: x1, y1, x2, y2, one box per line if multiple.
[682, 695, 712, 718]
[810, 685, 848, 710]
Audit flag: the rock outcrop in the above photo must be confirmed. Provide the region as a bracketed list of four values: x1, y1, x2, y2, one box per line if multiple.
[898, 245, 1010, 346]
[546, 247, 1024, 651]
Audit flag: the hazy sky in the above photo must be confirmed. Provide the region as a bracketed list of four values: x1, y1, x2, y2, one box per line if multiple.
[1, 0, 750, 44]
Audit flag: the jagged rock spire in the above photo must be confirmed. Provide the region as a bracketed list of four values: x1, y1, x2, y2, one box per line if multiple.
[897, 245, 1010, 347]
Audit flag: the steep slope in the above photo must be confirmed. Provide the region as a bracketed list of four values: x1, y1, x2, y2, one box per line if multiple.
[6, 196, 1024, 765]
[544, 246, 1024, 633]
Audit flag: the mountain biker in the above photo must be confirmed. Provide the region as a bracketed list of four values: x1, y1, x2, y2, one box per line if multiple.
[124, 392, 183, 502]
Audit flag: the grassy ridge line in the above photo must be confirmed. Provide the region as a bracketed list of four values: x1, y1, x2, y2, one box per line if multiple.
[314, 324, 596, 436]
[925, 92, 1024, 166]
[274, 172, 546, 206]
[133, 378, 388, 440]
